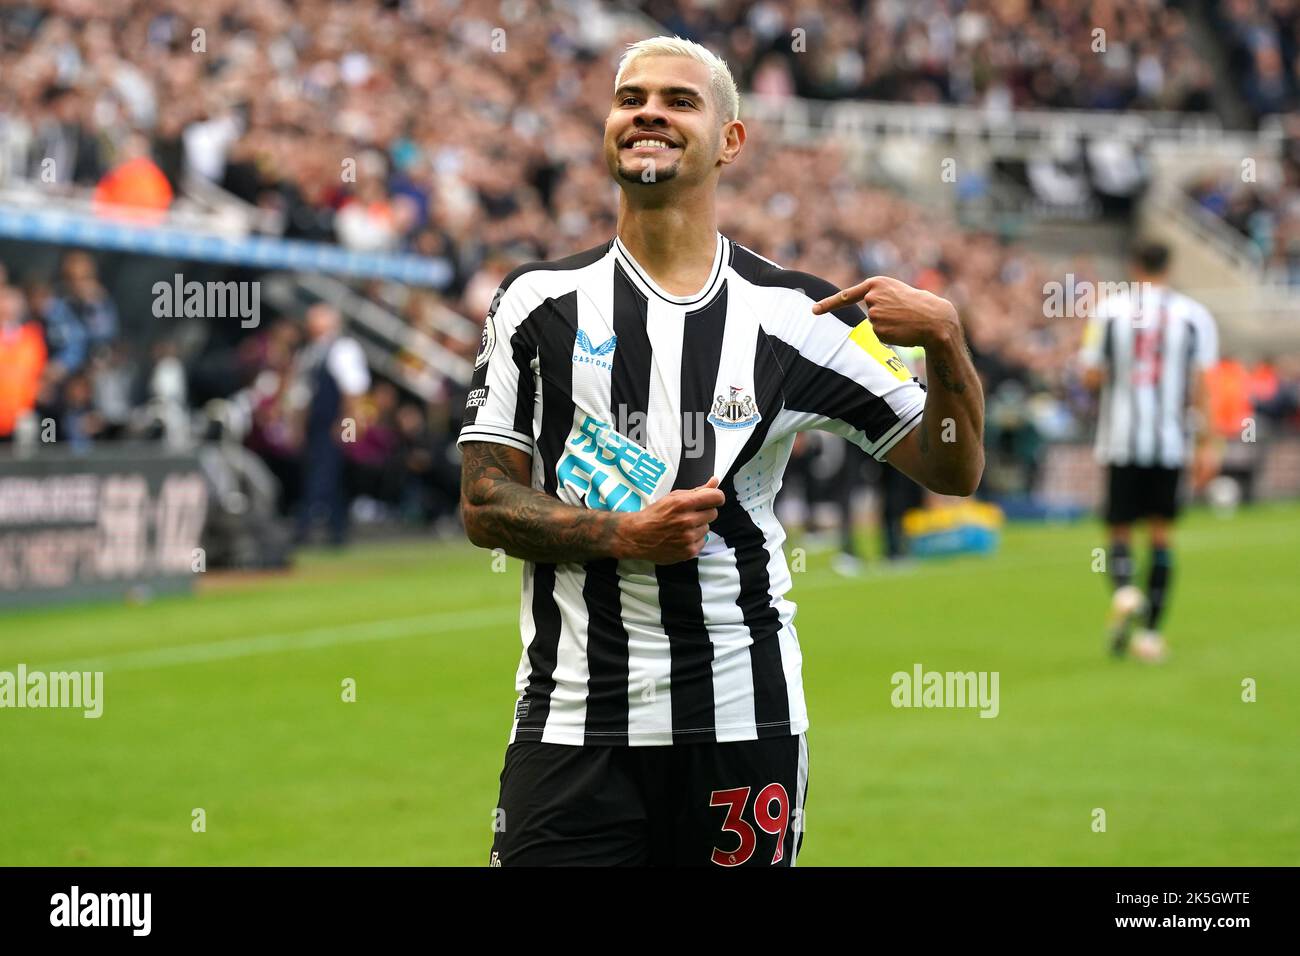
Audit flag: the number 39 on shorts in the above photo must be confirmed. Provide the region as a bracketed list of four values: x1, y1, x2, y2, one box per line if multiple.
[709, 784, 793, 866]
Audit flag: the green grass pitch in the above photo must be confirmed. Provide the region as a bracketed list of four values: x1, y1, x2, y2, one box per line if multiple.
[2, 502, 1297, 865]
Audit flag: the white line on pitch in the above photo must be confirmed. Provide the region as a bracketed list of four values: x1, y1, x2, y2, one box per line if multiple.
[16, 607, 516, 674]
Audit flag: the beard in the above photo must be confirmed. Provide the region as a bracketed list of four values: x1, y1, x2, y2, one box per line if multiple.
[616, 158, 681, 184]
[613, 151, 682, 185]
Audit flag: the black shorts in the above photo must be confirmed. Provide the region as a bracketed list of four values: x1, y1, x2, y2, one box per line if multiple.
[1105, 465, 1182, 524]
[489, 734, 809, 867]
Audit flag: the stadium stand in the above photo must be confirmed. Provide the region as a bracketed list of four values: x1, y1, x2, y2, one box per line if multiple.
[2, 0, 1299, 556]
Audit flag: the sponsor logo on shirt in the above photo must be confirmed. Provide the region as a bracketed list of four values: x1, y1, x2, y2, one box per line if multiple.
[572, 330, 617, 371]
[466, 386, 490, 408]
[556, 414, 668, 511]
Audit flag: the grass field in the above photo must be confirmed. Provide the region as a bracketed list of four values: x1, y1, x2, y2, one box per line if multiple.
[2, 502, 1297, 866]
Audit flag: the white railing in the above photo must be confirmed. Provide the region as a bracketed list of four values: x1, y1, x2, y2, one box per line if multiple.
[180, 171, 285, 237]
[0, 178, 252, 237]
[742, 95, 1288, 209]
[2, 168, 284, 238]
[1143, 139, 1299, 293]
[741, 93, 1256, 150]
[1149, 179, 1267, 276]
[292, 274, 474, 387]
[373, 280, 481, 342]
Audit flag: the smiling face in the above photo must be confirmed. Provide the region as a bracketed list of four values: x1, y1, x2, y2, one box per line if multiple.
[604, 55, 736, 192]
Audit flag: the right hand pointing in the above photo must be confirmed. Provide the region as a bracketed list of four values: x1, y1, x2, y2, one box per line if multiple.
[616, 476, 726, 564]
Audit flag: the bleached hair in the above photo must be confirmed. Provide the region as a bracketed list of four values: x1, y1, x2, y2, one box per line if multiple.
[614, 36, 740, 123]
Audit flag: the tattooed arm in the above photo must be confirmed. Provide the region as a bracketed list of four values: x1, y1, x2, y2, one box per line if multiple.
[458, 442, 726, 564]
[812, 275, 984, 496]
[886, 319, 985, 497]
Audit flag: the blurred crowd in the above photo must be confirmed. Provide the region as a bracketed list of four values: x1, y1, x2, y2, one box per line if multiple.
[1186, 114, 1300, 284]
[237, 307, 462, 535]
[0, 252, 188, 450]
[0, 251, 463, 534]
[639, 0, 1217, 113]
[0, 0, 1252, 267]
[2, 0, 1300, 522]
[1216, 0, 1300, 121]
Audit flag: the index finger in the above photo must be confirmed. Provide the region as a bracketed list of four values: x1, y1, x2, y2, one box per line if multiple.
[811, 277, 875, 315]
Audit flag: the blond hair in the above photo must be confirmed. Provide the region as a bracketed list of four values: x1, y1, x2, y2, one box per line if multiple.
[614, 36, 740, 124]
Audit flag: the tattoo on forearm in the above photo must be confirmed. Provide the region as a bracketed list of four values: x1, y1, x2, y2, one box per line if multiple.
[460, 442, 618, 562]
[932, 358, 967, 395]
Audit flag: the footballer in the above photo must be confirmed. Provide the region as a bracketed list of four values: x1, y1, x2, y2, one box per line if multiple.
[1079, 242, 1221, 663]
[458, 36, 985, 866]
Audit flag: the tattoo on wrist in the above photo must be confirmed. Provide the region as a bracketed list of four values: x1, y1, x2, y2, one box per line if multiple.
[932, 358, 967, 395]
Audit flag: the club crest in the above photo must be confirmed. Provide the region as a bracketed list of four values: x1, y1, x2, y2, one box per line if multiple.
[708, 385, 761, 430]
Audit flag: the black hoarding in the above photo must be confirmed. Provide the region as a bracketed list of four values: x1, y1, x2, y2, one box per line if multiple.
[0, 448, 208, 609]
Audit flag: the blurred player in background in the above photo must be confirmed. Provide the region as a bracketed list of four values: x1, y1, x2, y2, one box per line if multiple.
[1079, 241, 1220, 662]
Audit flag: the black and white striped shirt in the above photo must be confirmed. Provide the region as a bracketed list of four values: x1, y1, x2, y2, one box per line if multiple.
[458, 232, 927, 746]
[1079, 284, 1218, 468]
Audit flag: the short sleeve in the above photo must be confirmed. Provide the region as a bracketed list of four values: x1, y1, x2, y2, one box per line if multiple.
[765, 287, 927, 461]
[1078, 309, 1110, 371]
[1192, 303, 1219, 370]
[456, 281, 537, 456]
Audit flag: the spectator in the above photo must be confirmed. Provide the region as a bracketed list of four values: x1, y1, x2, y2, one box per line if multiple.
[52, 252, 118, 350]
[24, 275, 88, 376]
[1207, 357, 1255, 439]
[242, 318, 305, 513]
[335, 177, 402, 252]
[293, 303, 371, 546]
[28, 86, 103, 187]
[55, 372, 106, 451]
[93, 132, 174, 221]
[344, 381, 402, 513]
[88, 342, 135, 440]
[1218, 0, 1300, 120]
[150, 103, 189, 193]
[393, 401, 463, 528]
[0, 286, 47, 439]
